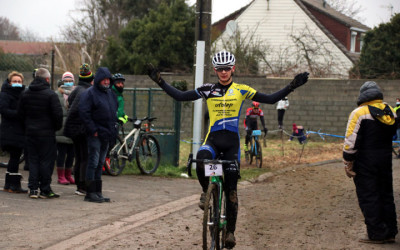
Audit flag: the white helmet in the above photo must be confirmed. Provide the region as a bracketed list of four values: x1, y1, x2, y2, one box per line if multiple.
[212, 50, 235, 68]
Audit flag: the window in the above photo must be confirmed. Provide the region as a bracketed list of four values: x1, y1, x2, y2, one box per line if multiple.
[350, 31, 357, 52]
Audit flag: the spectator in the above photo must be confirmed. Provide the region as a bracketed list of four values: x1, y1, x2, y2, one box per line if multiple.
[0, 71, 27, 193]
[276, 97, 289, 129]
[243, 101, 267, 152]
[288, 123, 306, 144]
[55, 72, 75, 185]
[343, 81, 398, 244]
[17, 68, 63, 199]
[111, 73, 129, 124]
[79, 67, 118, 203]
[64, 63, 94, 196]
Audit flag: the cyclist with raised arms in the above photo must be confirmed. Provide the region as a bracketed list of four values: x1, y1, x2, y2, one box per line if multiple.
[147, 50, 309, 248]
[244, 101, 267, 152]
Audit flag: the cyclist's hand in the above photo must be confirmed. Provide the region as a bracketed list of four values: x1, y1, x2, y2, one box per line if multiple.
[289, 72, 309, 91]
[343, 160, 356, 178]
[264, 128, 268, 135]
[147, 63, 162, 85]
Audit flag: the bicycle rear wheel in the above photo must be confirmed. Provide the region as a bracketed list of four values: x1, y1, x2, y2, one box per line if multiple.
[136, 134, 160, 174]
[106, 136, 127, 176]
[255, 140, 262, 168]
[203, 183, 221, 250]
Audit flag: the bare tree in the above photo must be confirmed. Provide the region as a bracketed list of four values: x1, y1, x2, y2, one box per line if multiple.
[0, 17, 20, 40]
[326, 0, 364, 21]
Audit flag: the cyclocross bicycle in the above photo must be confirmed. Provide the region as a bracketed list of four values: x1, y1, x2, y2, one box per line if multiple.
[186, 153, 238, 250]
[104, 117, 161, 176]
[244, 129, 263, 168]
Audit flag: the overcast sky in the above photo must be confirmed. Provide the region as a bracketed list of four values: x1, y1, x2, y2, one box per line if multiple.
[0, 0, 399, 41]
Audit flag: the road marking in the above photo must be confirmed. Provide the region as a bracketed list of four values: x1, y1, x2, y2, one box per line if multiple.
[44, 194, 198, 250]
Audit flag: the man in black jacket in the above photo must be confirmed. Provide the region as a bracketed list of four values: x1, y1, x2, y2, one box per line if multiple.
[17, 68, 63, 199]
[79, 67, 118, 203]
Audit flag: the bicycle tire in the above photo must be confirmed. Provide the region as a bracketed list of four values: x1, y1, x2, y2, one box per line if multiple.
[203, 183, 221, 250]
[106, 136, 127, 176]
[136, 134, 160, 174]
[255, 140, 262, 168]
[249, 138, 255, 164]
[244, 147, 250, 164]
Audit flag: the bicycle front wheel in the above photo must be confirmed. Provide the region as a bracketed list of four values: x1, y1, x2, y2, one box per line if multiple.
[106, 136, 127, 176]
[203, 183, 221, 250]
[255, 140, 262, 168]
[136, 135, 160, 174]
[249, 138, 255, 165]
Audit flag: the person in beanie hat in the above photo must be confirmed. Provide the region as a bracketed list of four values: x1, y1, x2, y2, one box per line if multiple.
[79, 67, 118, 203]
[0, 71, 27, 193]
[79, 63, 94, 83]
[55, 72, 76, 185]
[63, 64, 94, 196]
[343, 81, 398, 244]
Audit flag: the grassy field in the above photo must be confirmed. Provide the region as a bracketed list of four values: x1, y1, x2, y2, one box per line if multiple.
[121, 135, 343, 182]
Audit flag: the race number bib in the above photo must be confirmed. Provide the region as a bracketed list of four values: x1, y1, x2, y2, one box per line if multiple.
[205, 163, 223, 177]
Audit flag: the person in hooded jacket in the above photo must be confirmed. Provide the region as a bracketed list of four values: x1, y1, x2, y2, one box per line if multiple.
[17, 68, 63, 199]
[0, 71, 27, 193]
[343, 81, 398, 244]
[64, 63, 94, 196]
[79, 67, 118, 203]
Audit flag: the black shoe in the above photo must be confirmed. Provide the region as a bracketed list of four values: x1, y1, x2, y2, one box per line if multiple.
[84, 192, 103, 203]
[39, 190, 60, 199]
[29, 190, 39, 199]
[225, 232, 236, 249]
[199, 193, 206, 210]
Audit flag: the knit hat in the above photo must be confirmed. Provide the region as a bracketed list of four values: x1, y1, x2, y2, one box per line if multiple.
[62, 71, 74, 82]
[357, 81, 383, 106]
[79, 63, 94, 83]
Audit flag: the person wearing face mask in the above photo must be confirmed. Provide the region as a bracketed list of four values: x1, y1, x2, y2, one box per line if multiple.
[0, 71, 27, 193]
[79, 67, 118, 203]
[55, 72, 76, 185]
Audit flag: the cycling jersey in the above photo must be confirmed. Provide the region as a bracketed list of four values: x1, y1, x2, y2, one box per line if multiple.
[196, 82, 256, 135]
[244, 107, 265, 130]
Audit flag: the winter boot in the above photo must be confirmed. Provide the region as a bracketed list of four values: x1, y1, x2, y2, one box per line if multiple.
[57, 168, 69, 185]
[84, 180, 103, 203]
[8, 173, 28, 193]
[95, 180, 110, 202]
[3, 172, 10, 192]
[65, 168, 75, 184]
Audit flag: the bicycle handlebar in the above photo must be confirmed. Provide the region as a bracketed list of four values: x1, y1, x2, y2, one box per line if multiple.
[186, 153, 239, 177]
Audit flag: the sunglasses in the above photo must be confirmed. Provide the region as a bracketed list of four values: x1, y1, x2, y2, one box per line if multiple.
[216, 67, 232, 72]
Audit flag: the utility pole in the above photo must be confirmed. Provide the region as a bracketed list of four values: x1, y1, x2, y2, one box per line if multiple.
[192, 0, 212, 160]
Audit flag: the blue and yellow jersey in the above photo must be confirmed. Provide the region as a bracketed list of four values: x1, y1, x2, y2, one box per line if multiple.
[196, 82, 256, 136]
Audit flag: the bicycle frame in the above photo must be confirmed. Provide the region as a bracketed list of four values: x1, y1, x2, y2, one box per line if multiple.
[251, 130, 261, 155]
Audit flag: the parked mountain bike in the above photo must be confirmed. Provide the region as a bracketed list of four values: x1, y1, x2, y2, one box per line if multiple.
[104, 117, 161, 176]
[244, 129, 263, 168]
[186, 153, 238, 250]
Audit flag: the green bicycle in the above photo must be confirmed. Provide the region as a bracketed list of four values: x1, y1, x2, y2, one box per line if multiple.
[187, 153, 238, 250]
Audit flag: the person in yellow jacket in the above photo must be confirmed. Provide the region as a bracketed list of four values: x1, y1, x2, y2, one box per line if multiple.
[343, 81, 398, 244]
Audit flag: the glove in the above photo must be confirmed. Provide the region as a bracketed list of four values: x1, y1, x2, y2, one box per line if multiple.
[147, 63, 162, 85]
[343, 160, 356, 178]
[289, 72, 309, 91]
[118, 115, 129, 125]
[264, 128, 268, 135]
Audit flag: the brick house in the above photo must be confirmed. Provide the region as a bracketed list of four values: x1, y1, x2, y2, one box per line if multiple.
[212, 0, 370, 78]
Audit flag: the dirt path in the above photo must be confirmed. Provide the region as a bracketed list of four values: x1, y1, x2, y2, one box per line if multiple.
[95, 161, 400, 249]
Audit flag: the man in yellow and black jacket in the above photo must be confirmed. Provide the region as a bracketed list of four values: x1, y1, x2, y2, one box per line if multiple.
[343, 81, 398, 244]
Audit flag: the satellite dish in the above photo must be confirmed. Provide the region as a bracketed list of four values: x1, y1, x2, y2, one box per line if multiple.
[226, 20, 237, 37]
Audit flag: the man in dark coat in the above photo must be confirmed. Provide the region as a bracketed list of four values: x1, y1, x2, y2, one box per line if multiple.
[17, 68, 63, 199]
[343, 81, 398, 244]
[79, 67, 118, 203]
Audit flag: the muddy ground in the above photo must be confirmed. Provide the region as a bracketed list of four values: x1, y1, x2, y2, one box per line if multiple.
[1, 159, 400, 249]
